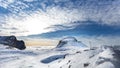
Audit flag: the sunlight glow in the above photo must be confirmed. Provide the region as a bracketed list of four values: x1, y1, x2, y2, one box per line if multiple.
[5, 7, 82, 36]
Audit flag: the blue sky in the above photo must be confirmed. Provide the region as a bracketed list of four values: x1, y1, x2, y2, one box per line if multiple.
[0, 0, 120, 46]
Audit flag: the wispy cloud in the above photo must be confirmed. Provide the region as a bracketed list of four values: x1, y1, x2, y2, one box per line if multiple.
[0, 0, 120, 36]
[0, 6, 85, 36]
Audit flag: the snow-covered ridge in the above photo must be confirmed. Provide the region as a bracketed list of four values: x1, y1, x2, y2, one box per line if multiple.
[94, 46, 120, 68]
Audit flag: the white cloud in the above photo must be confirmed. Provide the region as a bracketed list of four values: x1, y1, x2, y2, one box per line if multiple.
[0, 0, 15, 8]
[0, 7, 85, 36]
[23, 0, 34, 2]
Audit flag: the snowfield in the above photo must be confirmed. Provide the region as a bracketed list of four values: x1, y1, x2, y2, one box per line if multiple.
[0, 37, 120, 68]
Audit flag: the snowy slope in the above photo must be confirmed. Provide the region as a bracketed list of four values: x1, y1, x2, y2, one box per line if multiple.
[0, 37, 120, 68]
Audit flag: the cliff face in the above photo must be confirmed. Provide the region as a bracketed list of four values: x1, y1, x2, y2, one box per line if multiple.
[0, 36, 26, 50]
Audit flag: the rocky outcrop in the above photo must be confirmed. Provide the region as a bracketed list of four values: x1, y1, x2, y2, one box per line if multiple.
[0, 36, 26, 50]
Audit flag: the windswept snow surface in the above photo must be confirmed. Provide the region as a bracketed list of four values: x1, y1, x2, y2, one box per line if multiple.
[0, 42, 120, 68]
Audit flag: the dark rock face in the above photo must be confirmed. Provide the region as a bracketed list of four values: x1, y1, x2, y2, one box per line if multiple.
[16, 40, 26, 50]
[0, 36, 26, 50]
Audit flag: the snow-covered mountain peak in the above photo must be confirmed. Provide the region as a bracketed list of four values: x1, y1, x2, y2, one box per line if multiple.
[56, 37, 88, 49]
[60, 37, 77, 42]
